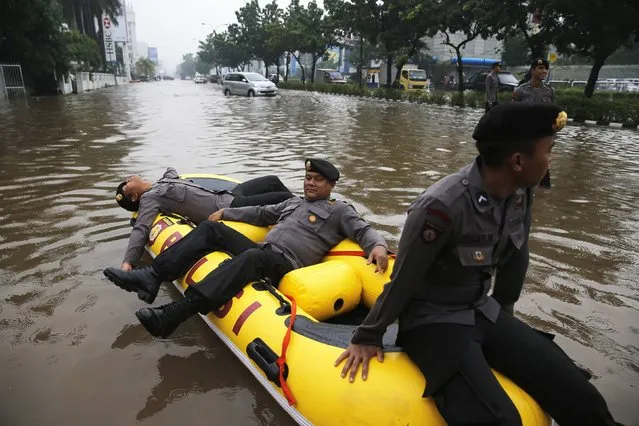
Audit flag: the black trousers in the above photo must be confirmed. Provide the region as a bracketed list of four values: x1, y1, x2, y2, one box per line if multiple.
[230, 175, 293, 207]
[398, 312, 616, 426]
[152, 221, 294, 312]
[485, 101, 499, 114]
[539, 169, 551, 189]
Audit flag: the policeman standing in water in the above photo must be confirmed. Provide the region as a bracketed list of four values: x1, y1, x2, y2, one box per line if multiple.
[336, 103, 619, 426]
[485, 61, 501, 113]
[513, 58, 557, 188]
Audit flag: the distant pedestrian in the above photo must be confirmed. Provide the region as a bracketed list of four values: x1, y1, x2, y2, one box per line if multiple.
[513, 58, 556, 188]
[485, 62, 502, 113]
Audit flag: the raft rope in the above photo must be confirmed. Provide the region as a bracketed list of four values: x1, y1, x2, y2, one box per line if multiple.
[260, 278, 298, 406]
[277, 294, 297, 406]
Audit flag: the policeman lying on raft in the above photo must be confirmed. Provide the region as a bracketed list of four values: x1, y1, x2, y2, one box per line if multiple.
[104, 159, 390, 337]
[336, 103, 619, 426]
[112, 168, 294, 275]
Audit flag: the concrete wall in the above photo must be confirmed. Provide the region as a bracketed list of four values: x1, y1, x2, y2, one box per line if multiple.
[59, 72, 128, 95]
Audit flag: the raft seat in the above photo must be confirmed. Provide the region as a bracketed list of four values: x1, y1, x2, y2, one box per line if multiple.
[278, 260, 363, 321]
[286, 315, 403, 352]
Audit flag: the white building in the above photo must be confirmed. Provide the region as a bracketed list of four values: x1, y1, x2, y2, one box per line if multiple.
[125, 3, 139, 64]
[137, 42, 149, 59]
[426, 32, 503, 62]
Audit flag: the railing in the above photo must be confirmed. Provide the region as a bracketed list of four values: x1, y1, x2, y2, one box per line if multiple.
[0, 63, 27, 104]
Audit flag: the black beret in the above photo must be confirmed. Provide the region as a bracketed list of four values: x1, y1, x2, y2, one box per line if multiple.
[531, 58, 549, 69]
[491, 61, 501, 69]
[304, 158, 340, 182]
[115, 181, 140, 212]
[472, 103, 567, 143]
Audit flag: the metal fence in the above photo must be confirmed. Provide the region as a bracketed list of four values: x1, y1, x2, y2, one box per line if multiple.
[0, 64, 27, 104]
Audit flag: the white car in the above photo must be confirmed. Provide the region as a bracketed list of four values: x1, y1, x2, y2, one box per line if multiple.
[222, 72, 277, 97]
[194, 75, 207, 84]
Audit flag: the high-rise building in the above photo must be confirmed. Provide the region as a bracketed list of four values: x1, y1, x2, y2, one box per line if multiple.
[137, 42, 149, 59]
[125, 3, 139, 64]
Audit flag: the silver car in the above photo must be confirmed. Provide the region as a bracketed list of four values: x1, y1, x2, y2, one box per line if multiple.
[222, 72, 278, 97]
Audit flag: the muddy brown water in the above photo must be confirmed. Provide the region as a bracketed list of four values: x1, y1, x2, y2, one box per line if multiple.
[1, 81, 638, 425]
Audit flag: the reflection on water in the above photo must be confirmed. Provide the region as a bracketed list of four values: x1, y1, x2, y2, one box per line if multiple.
[0, 82, 638, 425]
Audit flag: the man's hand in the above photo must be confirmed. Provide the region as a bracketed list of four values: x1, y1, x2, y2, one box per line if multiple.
[121, 262, 132, 272]
[367, 245, 389, 273]
[208, 209, 224, 222]
[335, 343, 384, 382]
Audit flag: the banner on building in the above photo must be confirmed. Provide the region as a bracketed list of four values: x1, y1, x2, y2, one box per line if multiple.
[148, 47, 158, 65]
[102, 15, 117, 63]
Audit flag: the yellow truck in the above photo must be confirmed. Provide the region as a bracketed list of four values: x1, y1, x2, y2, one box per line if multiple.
[379, 64, 429, 91]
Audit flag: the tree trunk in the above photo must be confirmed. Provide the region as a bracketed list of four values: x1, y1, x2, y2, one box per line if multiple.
[292, 53, 305, 83]
[285, 53, 290, 82]
[386, 55, 393, 86]
[276, 58, 281, 83]
[358, 37, 364, 87]
[584, 54, 607, 98]
[455, 47, 464, 93]
[311, 56, 318, 83]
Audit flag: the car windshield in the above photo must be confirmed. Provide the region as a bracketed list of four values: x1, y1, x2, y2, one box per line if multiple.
[328, 72, 343, 80]
[244, 73, 268, 82]
[408, 70, 427, 81]
[498, 73, 519, 85]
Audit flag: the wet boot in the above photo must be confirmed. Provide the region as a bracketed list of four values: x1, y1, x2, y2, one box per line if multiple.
[103, 266, 161, 304]
[135, 297, 202, 338]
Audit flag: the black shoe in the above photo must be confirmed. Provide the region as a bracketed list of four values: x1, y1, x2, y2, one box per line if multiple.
[135, 297, 198, 338]
[103, 266, 161, 304]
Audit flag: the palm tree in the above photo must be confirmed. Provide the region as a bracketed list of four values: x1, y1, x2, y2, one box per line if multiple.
[58, 0, 123, 37]
[136, 57, 156, 77]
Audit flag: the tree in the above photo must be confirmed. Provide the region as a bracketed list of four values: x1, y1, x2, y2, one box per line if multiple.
[176, 53, 196, 78]
[136, 57, 155, 77]
[61, 30, 102, 71]
[545, 0, 639, 97]
[427, 0, 500, 93]
[502, 34, 530, 66]
[302, 1, 339, 83]
[1, 0, 71, 93]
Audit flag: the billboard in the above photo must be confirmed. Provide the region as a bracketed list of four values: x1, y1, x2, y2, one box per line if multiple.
[148, 47, 158, 64]
[102, 15, 117, 63]
[110, 14, 128, 43]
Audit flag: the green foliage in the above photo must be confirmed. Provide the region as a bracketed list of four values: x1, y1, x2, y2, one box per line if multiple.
[502, 34, 530, 66]
[136, 57, 156, 77]
[61, 30, 102, 71]
[276, 84, 639, 126]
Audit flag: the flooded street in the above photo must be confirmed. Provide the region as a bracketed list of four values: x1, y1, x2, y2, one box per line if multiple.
[1, 81, 638, 425]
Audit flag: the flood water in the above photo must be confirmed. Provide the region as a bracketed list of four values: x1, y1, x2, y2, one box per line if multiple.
[0, 81, 638, 425]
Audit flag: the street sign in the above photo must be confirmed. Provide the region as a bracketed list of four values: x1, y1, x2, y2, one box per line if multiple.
[103, 16, 111, 29]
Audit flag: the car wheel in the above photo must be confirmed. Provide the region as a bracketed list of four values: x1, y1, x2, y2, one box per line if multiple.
[224, 89, 231, 96]
[248, 90, 255, 98]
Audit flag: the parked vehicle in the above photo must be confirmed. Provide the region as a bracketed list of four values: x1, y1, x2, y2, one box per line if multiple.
[314, 69, 347, 84]
[222, 72, 278, 97]
[194, 74, 207, 84]
[467, 71, 519, 92]
[379, 64, 429, 91]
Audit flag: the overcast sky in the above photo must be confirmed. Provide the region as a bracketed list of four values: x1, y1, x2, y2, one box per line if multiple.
[130, 0, 302, 74]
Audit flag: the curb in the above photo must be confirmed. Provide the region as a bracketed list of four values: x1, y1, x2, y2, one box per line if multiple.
[279, 88, 639, 131]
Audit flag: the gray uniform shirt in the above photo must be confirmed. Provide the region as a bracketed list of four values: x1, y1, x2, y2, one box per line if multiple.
[513, 80, 555, 103]
[123, 168, 235, 264]
[485, 71, 499, 103]
[223, 196, 388, 269]
[352, 157, 534, 347]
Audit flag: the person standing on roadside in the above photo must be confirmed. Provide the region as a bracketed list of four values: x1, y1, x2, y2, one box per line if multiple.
[513, 58, 556, 188]
[485, 62, 501, 113]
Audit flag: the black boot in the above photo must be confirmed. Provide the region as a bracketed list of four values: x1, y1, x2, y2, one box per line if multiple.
[103, 266, 161, 304]
[135, 297, 201, 338]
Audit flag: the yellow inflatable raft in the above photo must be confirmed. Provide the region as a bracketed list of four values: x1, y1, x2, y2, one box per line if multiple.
[140, 174, 551, 426]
